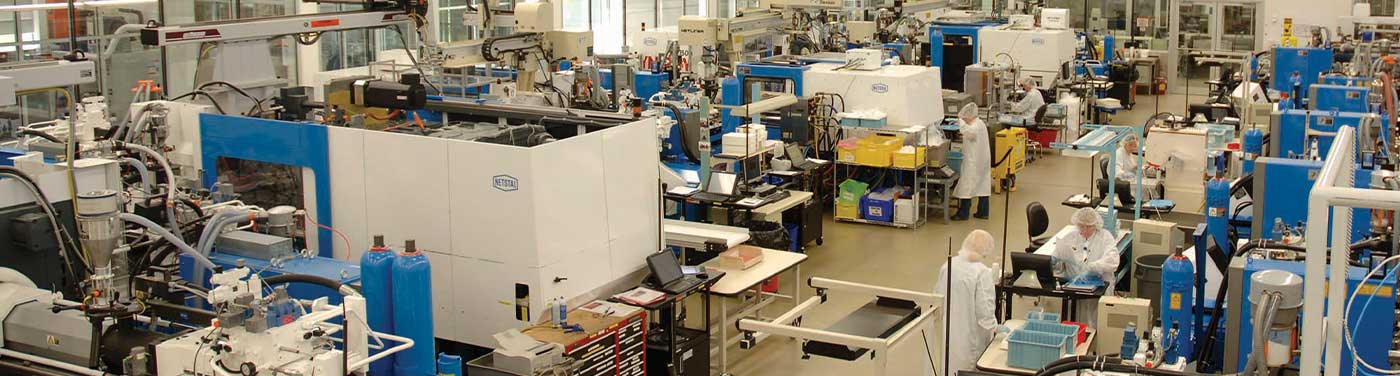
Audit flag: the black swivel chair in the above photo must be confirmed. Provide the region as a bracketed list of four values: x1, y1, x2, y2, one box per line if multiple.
[1097, 157, 1137, 207]
[1026, 202, 1050, 253]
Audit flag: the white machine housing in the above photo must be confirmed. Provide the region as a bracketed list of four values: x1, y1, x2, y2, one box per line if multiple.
[802, 63, 944, 127]
[1041, 8, 1069, 30]
[318, 120, 661, 347]
[0, 60, 96, 107]
[515, 2, 557, 32]
[978, 25, 1075, 89]
[633, 27, 679, 55]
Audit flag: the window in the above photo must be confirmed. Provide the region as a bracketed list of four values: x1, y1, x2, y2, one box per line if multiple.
[318, 3, 377, 71]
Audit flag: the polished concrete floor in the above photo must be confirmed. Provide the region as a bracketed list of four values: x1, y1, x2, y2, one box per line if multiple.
[718, 93, 1209, 376]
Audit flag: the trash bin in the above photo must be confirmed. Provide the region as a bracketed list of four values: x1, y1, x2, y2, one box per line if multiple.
[1134, 254, 1168, 312]
[748, 221, 790, 250]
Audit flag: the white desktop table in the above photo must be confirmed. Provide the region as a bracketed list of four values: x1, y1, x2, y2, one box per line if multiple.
[977, 319, 1097, 375]
[700, 248, 808, 375]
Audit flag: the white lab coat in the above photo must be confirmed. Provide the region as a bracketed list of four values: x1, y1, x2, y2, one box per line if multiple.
[934, 254, 998, 375]
[1013, 89, 1045, 120]
[1051, 227, 1120, 327]
[1114, 147, 1140, 181]
[954, 118, 992, 199]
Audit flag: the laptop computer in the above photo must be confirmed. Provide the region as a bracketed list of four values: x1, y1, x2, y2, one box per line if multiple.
[646, 251, 704, 295]
[692, 171, 739, 203]
[785, 144, 817, 170]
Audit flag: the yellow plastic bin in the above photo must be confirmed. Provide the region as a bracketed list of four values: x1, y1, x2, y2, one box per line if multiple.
[836, 201, 860, 219]
[855, 134, 902, 167]
[893, 146, 927, 169]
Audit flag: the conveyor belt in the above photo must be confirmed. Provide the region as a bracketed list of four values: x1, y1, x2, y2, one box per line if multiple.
[801, 297, 921, 361]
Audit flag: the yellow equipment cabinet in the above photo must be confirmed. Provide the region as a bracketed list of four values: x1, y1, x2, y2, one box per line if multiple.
[993, 127, 1027, 192]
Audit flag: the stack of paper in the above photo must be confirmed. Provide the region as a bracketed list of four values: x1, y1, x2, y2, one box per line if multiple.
[614, 287, 666, 306]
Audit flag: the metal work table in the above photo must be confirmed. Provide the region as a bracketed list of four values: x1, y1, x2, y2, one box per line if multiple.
[923, 174, 958, 224]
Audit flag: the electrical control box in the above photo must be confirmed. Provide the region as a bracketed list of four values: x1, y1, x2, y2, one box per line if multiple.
[848, 21, 877, 42]
[678, 16, 718, 46]
[1041, 8, 1069, 30]
[1096, 296, 1152, 355]
[1132, 219, 1180, 259]
[845, 48, 885, 70]
[547, 30, 594, 61]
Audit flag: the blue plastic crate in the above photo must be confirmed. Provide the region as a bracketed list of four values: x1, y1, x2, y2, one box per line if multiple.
[1025, 310, 1060, 322]
[1007, 329, 1075, 369]
[1022, 320, 1079, 352]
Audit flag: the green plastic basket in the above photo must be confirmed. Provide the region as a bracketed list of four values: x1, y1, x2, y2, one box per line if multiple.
[838, 179, 870, 204]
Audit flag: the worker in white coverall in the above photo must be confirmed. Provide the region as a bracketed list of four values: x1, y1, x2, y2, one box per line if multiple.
[1052, 207, 1120, 327]
[952, 103, 991, 220]
[1012, 77, 1045, 120]
[934, 229, 1001, 375]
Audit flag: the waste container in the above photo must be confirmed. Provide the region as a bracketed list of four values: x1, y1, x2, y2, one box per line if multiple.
[1134, 254, 1168, 312]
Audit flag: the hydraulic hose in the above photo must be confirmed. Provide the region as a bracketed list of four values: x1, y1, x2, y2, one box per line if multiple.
[261, 273, 361, 296]
[119, 213, 216, 273]
[122, 157, 152, 193]
[1034, 357, 1191, 376]
[118, 143, 179, 232]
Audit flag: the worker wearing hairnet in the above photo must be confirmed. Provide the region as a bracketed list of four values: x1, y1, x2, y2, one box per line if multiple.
[1052, 207, 1120, 326]
[934, 230, 1001, 375]
[952, 103, 992, 220]
[1012, 77, 1045, 120]
[1103, 134, 1162, 205]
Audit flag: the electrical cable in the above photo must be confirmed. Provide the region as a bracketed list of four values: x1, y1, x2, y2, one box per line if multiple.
[197, 81, 265, 117]
[167, 90, 229, 114]
[390, 25, 442, 95]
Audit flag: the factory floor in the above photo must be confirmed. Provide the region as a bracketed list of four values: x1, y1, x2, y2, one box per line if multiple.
[717, 92, 1207, 376]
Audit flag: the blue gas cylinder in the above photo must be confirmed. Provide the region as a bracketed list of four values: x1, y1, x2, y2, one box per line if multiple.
[1103, 34, 1116, 61]
[1206, 178, 1230, 223]
[437, 353, 462, 376]
[1160, 255, 1195, 363]
[360, 235, 397, 376]
[1243, 129, 1264, 174]
[392, 241, 435, 376]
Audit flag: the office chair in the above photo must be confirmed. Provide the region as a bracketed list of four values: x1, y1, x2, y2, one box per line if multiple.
[1026, 202, 1050, 253]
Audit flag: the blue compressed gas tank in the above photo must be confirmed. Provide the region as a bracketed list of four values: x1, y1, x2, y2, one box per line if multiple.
[1160, 255, 1195, 363]
[1243, 129, 1264, 174]
[1206, 177, 1230, 225]
[437, 353, 462, 376]
[393, 241, 435, 376]
[360, 235, 396, 376]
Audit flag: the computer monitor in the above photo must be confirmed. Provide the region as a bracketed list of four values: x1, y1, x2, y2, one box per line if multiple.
[646, 251, 684, 286]
[706, 171, 738, 195]
[785, 144, 806, 160]
[1012, 253, 1057, 290]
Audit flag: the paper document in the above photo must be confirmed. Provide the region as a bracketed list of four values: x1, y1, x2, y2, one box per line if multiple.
[614, 287, 666, 306]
